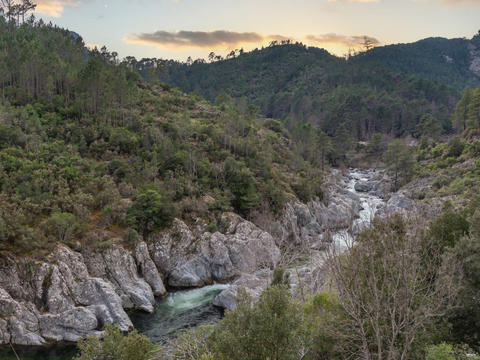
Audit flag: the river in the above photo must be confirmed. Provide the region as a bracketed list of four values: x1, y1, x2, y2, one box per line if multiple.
[0, 169, 385, 360]
[332, 169, 384, 249]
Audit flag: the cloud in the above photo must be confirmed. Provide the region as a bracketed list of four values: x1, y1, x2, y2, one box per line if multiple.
[36, 0, 80, 17]
[85, 43, 100, 50]
[125, 29, 380, 55]
[440, 0, 480, 5]
[126, 30, 269, 49]
[327, 0, 381, 2]
[306, 33, 381, 49]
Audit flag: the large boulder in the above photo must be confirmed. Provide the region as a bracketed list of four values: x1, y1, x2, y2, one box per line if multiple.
[74, 278, 132, 331]
[39, 307, 100, 342]
[354, 181, 373, 192]
[135, 242, 167, 297]
[213, 270, 272, 311]
[0, 243, 151, 345]
[84, 245, 156, 313]
[148, 214, 281, 288]
[0, 288, 44, 346]
[270, 187, 361, 248]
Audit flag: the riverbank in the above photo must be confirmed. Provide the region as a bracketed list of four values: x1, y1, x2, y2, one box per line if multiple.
[0, 168, 392, 359]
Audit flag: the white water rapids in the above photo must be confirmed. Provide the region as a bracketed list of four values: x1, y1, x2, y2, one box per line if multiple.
[332, 169, 385, 249]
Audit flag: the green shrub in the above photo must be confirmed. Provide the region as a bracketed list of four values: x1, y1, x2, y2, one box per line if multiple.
[292, 178, 323, 203]
[126, 189, 175, 237]
[45, 212, 78, 243]
[125, 228, 140, 245]
[446, 136, 465, 158]
[425, 343, 456, 360]
[75, 325, 156, 360]
[211, 286, 303, 360]
[263, 118, 285, 134]
[429, 202, 469, 248]
[425, 343, 480, 360]
[169, 325, 214, 360]
[271, 268, 290, 288]
[207, 222, 217, 233]
[433, 174, 451, 189]
[431, 143, 445, 158]
[471, 141, 480, 157]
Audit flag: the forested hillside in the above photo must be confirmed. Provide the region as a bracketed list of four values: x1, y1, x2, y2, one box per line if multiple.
[153, 42, 463, 141]
[0, 18, 323, 256]
[351, 34, 480, 90]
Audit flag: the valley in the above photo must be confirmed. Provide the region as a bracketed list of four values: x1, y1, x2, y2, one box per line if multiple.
[0, 3, 479, 359]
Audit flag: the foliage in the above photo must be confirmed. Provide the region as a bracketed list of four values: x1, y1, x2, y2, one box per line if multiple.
[425, 343, 480, 360]
[414, 114, 443, 139]
[326, 214, 461, 360]
[425, 343, 457, 360]
[365, 133, 385, 156]
[210, 286, 304, 360]
[447, 209, 480, 348]
[271, 267, 290, 288]
[168, 325, 214, 360]
[351, 36, 480, 90]
[429, 201, 469, 248]
[153, 42, 461, 142]
[126, 189, 174, 237]
[446, 136, 465, 157]
[45, 212, 78, 243]
[384, 139, 415, 191]
[303, 292, 344, 359]
[75, 325, 156, 360]
[0, 21, 324, 254]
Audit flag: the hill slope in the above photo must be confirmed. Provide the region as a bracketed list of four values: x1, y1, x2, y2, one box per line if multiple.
[351, 35, 480, 90]
[155, 41, 464, 140]
[0, 20, 322, 256]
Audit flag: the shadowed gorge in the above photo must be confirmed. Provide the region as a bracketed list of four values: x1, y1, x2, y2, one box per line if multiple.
[1, 1, 480, 360]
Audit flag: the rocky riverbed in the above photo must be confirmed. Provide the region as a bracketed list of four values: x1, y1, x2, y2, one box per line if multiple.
[0, 168, 403, 350]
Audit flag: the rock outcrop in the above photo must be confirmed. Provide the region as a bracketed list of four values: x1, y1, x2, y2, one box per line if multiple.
[0, 246, 137, 345]
[0, 212, 283, 345]
[354, 181, 372, 192]
[213, 270, 272, 311]
[270, 181, 361, 249]
[1, 169, 398, 345]
[148, 213, 281, 288]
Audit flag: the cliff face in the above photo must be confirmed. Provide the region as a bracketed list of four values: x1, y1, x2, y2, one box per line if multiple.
[469, 41, 480, 77]
[0, 213, 281, 345]
[0, 173, 364, 346]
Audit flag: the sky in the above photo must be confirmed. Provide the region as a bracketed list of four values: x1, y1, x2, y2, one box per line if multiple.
[33, 0, 480, 61]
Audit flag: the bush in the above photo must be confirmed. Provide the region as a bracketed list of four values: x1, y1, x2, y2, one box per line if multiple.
[431, 143, 445, 158]
[45, 212, 78, 243]
[471, 141, 480, 157]
[425, 343, 480, 360]
[429, 202, 469, 249]
[224, 158, 260, 215]
[75, 325, 156, 360]
[433, 174, 451, 190]
[125, 228, 140, 245]
[169, 325, 214, 360]
[210, 286, 303, 360]
[425, 343, 456, 360]
[263, 118, 284, 134]
[126, 189, 175, 237]
[446, 136, 465, 158]
[271, 268, 290, 288]
[265, 181, 288, 215]
[292, 178, 323, 203]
